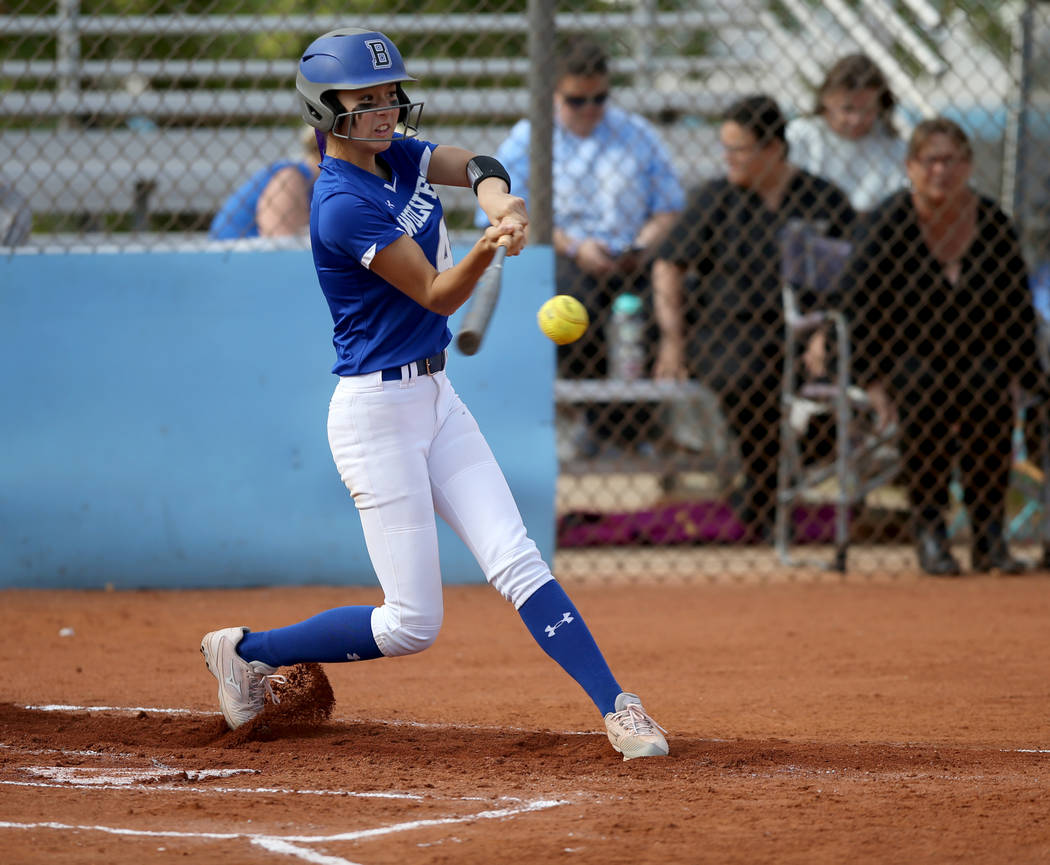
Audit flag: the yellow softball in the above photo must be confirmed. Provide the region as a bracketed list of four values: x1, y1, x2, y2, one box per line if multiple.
[537, 295, 589, 345]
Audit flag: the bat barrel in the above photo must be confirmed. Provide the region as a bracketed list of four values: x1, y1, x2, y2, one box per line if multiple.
[455, 244, 508, 356]
[456, 330, 482, 355]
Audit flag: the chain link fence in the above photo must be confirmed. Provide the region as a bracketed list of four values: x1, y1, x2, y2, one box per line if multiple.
[3, 0, 1048, 581]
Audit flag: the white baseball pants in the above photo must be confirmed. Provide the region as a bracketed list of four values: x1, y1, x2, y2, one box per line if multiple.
[327, 364, 553, 658]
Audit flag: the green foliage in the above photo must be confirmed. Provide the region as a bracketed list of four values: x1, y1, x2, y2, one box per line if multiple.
[939, 0, 1013, 59]
[771, 0, 1016, 62]
[67, 0, 528, 13]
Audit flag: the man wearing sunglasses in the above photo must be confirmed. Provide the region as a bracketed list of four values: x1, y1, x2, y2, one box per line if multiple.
[481, 36, 684, 459]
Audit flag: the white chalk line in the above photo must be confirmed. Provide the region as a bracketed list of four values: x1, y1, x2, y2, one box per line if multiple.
[0, 743, 140, 758]
[0, 744, 506, 802]
[272, 798, 569, 843]
[23, 766, 256, 785]
[0, 779, 426, 801]
[252, 837, 367, 865]
[0, 798, 569, 865]
[25, 704, 219, 716]
[0, 798, 566, 842]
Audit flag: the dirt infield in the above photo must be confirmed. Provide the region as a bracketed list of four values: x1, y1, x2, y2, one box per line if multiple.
[2, 577, 1049, 864]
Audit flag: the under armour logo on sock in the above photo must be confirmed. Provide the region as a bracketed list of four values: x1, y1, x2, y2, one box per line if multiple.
[346, 652, 361, 661]
[544, 612, 574, 638]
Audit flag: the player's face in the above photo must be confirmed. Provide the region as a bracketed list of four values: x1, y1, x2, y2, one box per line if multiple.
[555, 74, 609, 138]
[332, 85, 401, 148]
[720, 121, 782, 189]
[821, 87, 882, 140]
[906, 133, 972, 207]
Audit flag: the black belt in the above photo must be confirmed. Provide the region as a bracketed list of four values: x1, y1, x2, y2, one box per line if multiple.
[380, 351, 447, 381]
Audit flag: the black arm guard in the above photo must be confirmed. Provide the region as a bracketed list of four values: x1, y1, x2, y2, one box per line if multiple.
[466, 156, 511, 195]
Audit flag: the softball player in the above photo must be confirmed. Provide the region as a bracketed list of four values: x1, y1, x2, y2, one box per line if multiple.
[200, 27, 667, 761]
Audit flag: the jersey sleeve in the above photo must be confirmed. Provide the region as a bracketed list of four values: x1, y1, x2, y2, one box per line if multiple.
[316, 191, 404, 269]
[397, 134, 434, 165]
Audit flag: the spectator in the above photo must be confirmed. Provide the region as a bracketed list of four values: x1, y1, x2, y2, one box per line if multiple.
[0, 180, 32, 247]
[839, 117, 1042, 575]
[480, 36, 684, 457]
[652, 94, 856, 542]
[209, 126, 321, 240]
[787, 54, 907, 213]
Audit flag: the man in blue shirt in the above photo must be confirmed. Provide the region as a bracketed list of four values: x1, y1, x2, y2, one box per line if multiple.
[480, 37, 684, 457]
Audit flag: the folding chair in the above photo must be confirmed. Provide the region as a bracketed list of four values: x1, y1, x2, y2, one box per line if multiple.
[775, 220, 899, 572]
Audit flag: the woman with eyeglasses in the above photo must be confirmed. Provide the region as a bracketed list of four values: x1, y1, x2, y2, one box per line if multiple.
[483, 36, 685, 459]
[786, 54, 907, 213]
[839, 117, 1042, 575]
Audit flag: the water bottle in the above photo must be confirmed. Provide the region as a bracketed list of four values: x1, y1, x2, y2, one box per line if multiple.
[609, 292, 646, 381]
[1032, 262, 1050, 322]
[1032, 262, 1050, 377]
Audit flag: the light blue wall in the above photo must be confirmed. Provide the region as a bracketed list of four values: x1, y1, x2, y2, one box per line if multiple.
[0, 245, 555, 589]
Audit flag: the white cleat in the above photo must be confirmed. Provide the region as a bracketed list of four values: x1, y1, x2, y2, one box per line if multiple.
[200, 627, 285, 730]
[604, 692, 669, 760]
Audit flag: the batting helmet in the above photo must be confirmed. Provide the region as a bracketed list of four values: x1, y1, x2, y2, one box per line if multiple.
[296, 28, 423, 140]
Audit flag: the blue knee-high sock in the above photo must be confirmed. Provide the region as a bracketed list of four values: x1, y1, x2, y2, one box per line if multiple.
[237, 606, 382, 667]
[517, 580, 621, 716]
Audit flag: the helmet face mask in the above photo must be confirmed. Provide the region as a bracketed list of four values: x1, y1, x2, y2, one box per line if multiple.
[296, 28, 423, 141]
[326, 85, 424, 142]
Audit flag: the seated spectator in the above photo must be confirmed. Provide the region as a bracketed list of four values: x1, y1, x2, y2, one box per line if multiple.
[787, 54, 907, 213]
[0, 180, 32, 246]
[652, 94, 856, 542]
[209, 127, 320, 240]
[839, 117, 1042, 575]
[481, 36, 684, 457]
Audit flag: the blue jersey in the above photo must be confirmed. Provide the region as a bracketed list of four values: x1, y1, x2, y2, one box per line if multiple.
[310, 137, 454, 376]
[209, 160, 314, 240]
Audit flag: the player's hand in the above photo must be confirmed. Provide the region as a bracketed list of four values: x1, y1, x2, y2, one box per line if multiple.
[479, 191, 528, 244]
[482, 221, 526, 256]
[497, 194, 528, 229]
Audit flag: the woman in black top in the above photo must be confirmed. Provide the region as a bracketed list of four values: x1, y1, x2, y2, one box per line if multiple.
[653, 94, 856, 541]
[841, 117, 1041, 575]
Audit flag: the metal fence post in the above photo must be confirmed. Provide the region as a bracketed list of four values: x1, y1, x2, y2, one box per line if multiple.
[1002, 0, 1035, 227]
[527, 0, 555, 246]
[57, 0, 80, 131]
